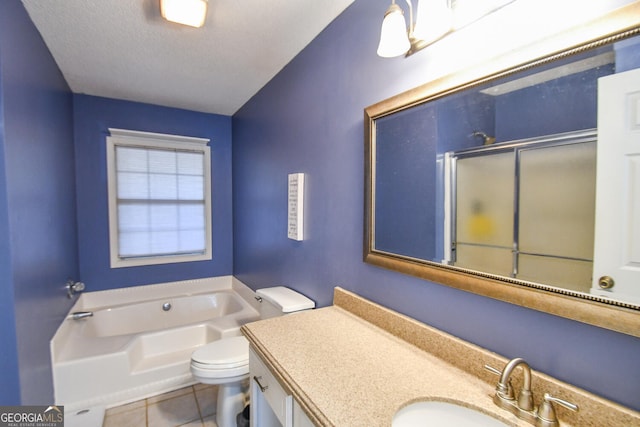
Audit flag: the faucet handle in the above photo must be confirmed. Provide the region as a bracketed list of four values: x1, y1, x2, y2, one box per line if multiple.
[484, 364, 514, 400]
[484, 364, 501, 376]
[536, 393, 579, 427]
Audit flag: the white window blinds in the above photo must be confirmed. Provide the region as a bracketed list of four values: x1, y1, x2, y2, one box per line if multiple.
[116, 146, 206, 258]
[107, 129, 211, 268]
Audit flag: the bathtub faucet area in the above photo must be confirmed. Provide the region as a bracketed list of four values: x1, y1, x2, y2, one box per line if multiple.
[66, 280, 85, 298]
[70, 311, 93, 320]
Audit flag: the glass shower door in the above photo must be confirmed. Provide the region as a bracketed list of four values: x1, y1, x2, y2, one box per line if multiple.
[517, 141, 596, 292]
[454, 151, 515, 276]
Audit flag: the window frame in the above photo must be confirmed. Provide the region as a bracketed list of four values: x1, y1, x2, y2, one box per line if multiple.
[106, 128, 212, 268]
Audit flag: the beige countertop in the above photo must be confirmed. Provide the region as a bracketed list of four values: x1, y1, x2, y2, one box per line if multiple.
[241, 287, 640, 427]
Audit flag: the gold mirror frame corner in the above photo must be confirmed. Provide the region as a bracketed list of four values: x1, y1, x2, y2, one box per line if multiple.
[364, 2, 640, 338]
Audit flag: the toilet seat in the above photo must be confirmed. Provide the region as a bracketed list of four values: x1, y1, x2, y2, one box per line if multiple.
[192, 336, 249, 368]
[190, 336, 249, 382]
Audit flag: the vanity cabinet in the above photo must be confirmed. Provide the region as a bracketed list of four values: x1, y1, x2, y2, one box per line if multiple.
[292, 400, 314, 427]
[249, 347, 314, 427]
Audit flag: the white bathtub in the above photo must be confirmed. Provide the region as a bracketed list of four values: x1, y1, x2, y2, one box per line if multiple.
[51, 276, 260, 412]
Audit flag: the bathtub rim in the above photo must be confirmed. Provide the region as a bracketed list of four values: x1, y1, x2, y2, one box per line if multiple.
[75, 275, 250, 311]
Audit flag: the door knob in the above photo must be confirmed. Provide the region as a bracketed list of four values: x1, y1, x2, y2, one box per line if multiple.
[598, 276, 615, 289]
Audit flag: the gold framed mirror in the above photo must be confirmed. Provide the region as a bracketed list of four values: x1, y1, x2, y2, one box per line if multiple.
[365, 2, 640, 337]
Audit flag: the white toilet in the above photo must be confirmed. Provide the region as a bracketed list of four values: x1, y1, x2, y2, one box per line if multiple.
[190, 286, 315, 427]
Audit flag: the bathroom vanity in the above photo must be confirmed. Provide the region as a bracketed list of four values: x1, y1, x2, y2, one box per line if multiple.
[249, 346, 314, 427]
[242, 288, 640, 427]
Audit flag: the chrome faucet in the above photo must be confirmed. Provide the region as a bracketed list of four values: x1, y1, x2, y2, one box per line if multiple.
[485, 358, 578, 427]
[66, 280, 85, 298]
[70, 311, 93, 320]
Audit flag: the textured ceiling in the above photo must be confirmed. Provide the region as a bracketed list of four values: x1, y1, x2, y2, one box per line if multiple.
[21, 0, 355, 115]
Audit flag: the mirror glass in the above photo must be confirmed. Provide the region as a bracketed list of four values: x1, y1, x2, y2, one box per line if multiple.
[366, 13, 640, 335]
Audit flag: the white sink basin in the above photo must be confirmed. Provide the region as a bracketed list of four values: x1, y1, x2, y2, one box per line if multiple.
[392, 401, 509, 426]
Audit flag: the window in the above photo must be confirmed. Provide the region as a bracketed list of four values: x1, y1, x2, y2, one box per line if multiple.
[107, 128, 211, 268]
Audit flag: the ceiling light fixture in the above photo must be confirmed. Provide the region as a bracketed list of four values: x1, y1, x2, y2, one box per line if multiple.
[160, 0, 208, 28]
[377, 0, 452, 58]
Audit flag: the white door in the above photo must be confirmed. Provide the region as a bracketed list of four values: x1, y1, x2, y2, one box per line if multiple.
[592, 67, 640, 305]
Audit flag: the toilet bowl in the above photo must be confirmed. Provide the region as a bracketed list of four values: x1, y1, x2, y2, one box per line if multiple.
[191, 336, 250, 427]
[190, 286, 315, 427]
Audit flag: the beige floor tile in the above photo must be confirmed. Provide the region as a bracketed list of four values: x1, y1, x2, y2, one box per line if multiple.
[105, 399, 146, 417]
[147, 386, 194, 405]
[195, 386, 217, 418]
[202, 414, 218, 427]
[103, 406, 146, 427]
[147, 392, 200, 427]
[178, 419, 204, 427]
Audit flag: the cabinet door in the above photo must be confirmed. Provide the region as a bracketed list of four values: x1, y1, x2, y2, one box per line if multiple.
[249, 347, 292, 427]
[293, 400, 315, 427]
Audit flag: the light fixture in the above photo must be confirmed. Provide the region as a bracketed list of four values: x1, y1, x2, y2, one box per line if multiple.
[413, 0, 452, 45]
[377, 0, 519, 58]
[376, 1, 412, 58]
[377, 0, 452, 58]
[160, 0, 208, 28]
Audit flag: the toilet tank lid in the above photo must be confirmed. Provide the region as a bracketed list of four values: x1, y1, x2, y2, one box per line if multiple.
[256, 286, 315, 312]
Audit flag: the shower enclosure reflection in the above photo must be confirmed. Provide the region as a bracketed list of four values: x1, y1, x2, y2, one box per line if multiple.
[448, 131, 596, 293]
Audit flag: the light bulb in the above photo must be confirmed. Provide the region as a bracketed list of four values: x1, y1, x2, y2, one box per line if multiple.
[413, 0, 452, 44]
[377, 3, 411, 58]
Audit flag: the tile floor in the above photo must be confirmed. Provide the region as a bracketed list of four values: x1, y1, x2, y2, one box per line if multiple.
[102, 384, 220, 427]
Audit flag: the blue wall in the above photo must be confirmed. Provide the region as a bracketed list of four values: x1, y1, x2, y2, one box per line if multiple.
[0, 22, 21, 405]
[233, 0, 640, 410]
[0, 0, 78, 404]
[74, 95, 233, 291]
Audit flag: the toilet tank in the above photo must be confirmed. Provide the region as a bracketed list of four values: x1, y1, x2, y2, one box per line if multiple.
[255, 286, 315, 319]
